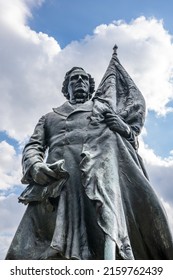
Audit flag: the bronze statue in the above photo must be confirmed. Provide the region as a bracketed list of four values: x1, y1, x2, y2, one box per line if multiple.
[6, 46, 173, 260]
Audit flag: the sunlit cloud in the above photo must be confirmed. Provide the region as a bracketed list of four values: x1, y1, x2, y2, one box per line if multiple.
[0, 141, 22, 190]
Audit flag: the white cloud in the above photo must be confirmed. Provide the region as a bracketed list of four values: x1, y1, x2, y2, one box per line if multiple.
[0, 0, 61, 141]
[138, 136, 173, 207]
[0, 141, 22, 190]
[92, 17, 173, 115]
[0, 194, 25, 259]
[0, 0, 44, 31]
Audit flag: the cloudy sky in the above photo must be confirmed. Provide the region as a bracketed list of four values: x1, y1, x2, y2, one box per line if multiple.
[1, 0, 173, 259]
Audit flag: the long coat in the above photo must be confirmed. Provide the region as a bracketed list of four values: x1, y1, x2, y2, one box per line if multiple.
[5, 98, 173, 260]
[6, 100, 105, 259]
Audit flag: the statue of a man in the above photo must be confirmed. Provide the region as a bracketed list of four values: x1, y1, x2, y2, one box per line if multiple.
[6, 47, 173, 260]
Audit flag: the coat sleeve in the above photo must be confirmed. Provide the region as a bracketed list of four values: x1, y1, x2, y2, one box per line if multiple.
[21, 115, 47, 184]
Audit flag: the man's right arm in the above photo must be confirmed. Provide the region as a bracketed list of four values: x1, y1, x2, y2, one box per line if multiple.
[21, 115, 50, 184]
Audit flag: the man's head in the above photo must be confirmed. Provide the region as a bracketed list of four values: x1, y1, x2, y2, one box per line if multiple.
[62, 67, 95, 104]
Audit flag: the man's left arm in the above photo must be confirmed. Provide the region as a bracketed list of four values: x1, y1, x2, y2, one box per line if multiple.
[104, 111, 131, 137]
[104, 111, 139, 149]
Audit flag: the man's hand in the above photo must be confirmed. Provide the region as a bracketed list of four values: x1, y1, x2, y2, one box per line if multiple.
[30, 162, 57, 185]
[104, 111, 131, 138]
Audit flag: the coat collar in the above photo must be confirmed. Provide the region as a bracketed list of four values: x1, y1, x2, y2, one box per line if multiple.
[53, 100, 93, 117]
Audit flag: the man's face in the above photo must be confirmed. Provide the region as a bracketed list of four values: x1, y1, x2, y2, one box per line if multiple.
[68, 69, 90, 104]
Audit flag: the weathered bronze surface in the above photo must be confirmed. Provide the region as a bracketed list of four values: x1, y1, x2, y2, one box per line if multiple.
[6, 46, 173, 260]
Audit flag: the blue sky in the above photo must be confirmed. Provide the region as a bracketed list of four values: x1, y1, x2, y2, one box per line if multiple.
[29, 0, 173, 47]
[144, 111, 173, 157]
[1, 0, 173, 259]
